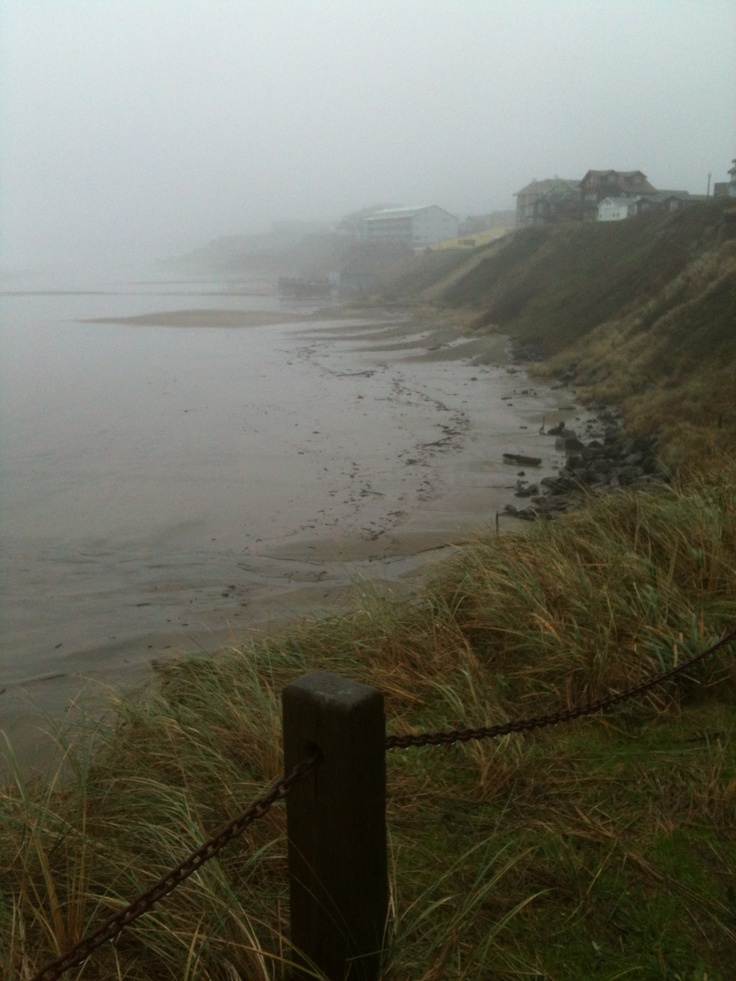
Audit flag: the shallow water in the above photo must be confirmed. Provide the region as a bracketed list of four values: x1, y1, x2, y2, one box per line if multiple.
[1, 275, 583, 770]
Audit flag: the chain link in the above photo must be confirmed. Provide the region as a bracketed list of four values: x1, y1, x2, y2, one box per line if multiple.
[28, 752, 321, 981]
[386, 628, 736, 750]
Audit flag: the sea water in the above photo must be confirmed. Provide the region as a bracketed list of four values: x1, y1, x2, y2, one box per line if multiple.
[0, 273, 575, 767]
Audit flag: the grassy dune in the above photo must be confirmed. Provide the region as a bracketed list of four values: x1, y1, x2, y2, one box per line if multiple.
[439, 202, 735, 355]
[429, 200, 736, 466]
[3, 204, 736, 979]
[2, 470, 736, 979]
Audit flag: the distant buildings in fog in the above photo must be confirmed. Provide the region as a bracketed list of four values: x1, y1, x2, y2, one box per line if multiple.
[713, 158, 736, 199]
[515, 177, 581, 227]
[339, 205, 518, 251]
[514, 160, 735, 226]
[356, 205, 459, 248]
[331, 152, 736, 266]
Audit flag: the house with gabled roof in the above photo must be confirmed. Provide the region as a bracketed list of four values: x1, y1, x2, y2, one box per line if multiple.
[579, 170, 656, 219]
[514, 177, 581, 227]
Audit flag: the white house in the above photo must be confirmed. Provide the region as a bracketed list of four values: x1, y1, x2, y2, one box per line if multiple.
[363, 205, 459, 247]
[597, 197, 639, 222]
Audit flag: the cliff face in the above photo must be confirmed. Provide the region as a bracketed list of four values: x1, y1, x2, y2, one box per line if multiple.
[382, 202, 736, 460]
[437, 202, 735, 351]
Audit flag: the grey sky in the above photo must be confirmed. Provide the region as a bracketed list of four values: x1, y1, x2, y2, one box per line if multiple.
[1, 0, 734, 268]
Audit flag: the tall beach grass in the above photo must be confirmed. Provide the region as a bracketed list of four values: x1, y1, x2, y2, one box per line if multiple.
[2, 469, 736, 979]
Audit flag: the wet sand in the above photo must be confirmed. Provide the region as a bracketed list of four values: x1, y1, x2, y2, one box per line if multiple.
[1, 305, 589, 776]
[82, 307, 385, 328]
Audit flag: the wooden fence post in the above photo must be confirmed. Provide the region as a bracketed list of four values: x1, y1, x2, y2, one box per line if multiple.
[283, 671, 387, 981]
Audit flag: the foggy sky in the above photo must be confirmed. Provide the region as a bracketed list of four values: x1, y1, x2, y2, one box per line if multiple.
[1, 0, 734, 269]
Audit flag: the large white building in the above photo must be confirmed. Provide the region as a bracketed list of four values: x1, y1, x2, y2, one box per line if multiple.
[363, 205, 458, 248]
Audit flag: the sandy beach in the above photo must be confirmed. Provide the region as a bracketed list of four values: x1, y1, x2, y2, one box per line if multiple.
[1, 297, 589, 774]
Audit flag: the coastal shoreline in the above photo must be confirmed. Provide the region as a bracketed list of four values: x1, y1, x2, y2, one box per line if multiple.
[1, 305, 593, 777]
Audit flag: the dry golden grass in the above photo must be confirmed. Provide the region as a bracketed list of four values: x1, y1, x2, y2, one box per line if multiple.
[2, 470, 736, 979]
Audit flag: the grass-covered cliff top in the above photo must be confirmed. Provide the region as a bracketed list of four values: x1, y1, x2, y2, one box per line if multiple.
[3, 205, 736, 980]
[387, 200, 736, 466]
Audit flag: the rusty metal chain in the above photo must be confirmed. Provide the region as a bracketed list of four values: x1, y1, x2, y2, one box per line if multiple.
[386, 628, 736, 750]
[28, 752, 320, 981]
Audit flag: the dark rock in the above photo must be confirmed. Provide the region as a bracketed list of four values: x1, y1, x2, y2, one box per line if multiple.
[503, 383, 665, 524]
[556, 436, 585, 452]
[580, 446, 602, 463]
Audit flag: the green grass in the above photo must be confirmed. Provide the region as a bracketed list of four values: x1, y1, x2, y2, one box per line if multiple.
[2, 469, 736, 979]
[435, 201, 736, 360]
[422, 201, 736, 468]
[530, 239, 736, 469]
